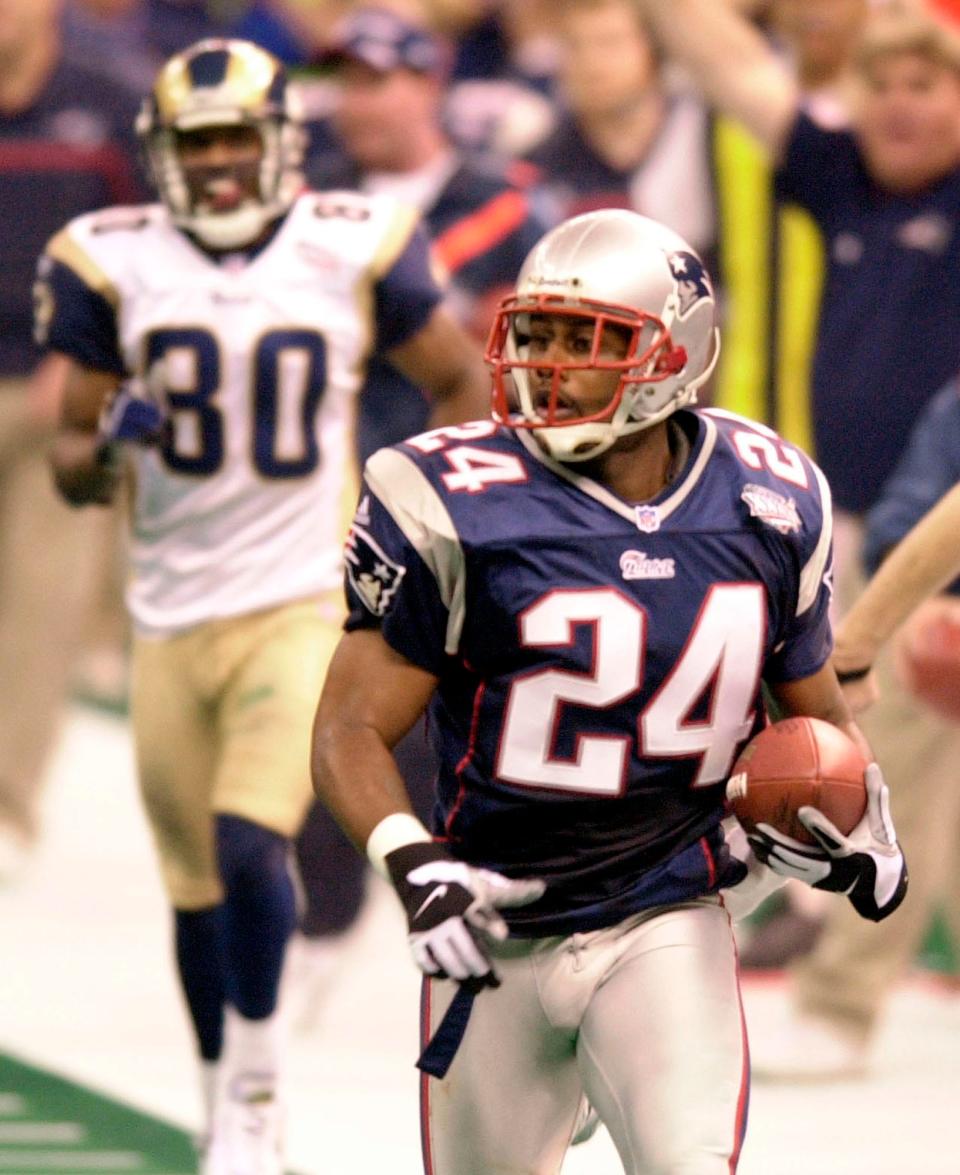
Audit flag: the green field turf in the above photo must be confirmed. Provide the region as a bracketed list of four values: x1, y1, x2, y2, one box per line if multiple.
[0, 1054, 306, 1175]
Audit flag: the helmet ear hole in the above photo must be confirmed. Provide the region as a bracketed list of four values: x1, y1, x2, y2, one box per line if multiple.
[657, 345, 688, 375]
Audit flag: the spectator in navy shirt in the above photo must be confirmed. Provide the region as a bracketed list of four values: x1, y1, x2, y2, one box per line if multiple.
[639, 0, 960, 1078]
[62, 0, 226, 92]
[522, 0, 715, 260]
[0, 0, 144, 880]
[641, 0, 960, 516]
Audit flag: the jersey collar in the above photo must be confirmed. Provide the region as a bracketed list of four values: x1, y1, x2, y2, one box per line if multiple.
[513, 411, 718, 527]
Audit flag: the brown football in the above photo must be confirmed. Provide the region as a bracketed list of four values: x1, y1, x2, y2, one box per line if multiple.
[725, 717, 868, 845]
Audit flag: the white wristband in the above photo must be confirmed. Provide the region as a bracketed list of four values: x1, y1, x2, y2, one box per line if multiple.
[366, 812, 432, 881]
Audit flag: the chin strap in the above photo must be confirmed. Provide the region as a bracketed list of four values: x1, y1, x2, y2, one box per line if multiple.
[416, 977, 488, 1079]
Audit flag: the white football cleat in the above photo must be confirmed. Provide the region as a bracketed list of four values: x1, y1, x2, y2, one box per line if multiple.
[750, 1012, 869, 1081]
[198, 1130, 227, 1175]
[202, 1070, 285, 1175]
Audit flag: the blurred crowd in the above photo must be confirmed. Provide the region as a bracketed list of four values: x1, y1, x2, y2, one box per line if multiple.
[3, 0, 960, 1095]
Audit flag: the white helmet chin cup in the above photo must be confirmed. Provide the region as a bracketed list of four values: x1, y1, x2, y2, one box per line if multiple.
[489, 210, 720, 459]
[178, 201, 274, 250]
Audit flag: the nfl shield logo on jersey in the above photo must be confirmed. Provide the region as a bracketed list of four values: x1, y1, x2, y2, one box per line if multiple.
[345, 523, 406, 616]
[634, 505, 661, 533]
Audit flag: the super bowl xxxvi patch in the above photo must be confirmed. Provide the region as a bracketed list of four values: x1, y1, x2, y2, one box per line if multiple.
[740, 483, 801, 534]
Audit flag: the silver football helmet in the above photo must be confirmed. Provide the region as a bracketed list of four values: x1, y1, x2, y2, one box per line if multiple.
[486, 210, 720, 462]
[136, 39, 305, 250]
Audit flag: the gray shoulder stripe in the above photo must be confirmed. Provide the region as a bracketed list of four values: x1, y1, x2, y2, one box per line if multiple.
[365, 448, 467, 654]
[798, 463, 833, 616]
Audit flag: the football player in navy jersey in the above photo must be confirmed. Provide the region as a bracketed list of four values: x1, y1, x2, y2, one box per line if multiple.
[312, 208, 908, 1174]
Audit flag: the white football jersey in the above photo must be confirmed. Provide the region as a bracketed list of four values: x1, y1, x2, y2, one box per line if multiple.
[43, 192, 438, 635]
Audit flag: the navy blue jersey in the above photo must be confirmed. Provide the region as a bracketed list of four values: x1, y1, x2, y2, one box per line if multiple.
[525, 114, 639, 219]
[0, 57, 143, 376]
[776, 112, 960, 514]
[345, 409, 834, 935]
[522, 97, 716, 274]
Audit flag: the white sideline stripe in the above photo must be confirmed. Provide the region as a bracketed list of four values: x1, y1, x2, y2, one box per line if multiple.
[0, 1094, 27, 1115]
[0, 1122, 86, 1143]
[0, 1151, 144, 1169]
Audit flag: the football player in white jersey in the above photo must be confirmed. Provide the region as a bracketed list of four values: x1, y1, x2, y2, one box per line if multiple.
[40, 38, 489, 1175]
[311, 210, 908, 1173]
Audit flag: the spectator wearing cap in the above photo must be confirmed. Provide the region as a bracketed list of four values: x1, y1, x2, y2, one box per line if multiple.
[307, 4, 550, 455]
[288, 3, 552, 1000]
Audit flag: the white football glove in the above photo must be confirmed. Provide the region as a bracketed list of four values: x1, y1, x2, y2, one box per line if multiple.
[748, 763, 908, 922]
[717, 816, 788, 923]
[385, 842, 545, 982]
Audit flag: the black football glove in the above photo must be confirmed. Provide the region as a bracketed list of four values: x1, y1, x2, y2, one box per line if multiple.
[748, 763, 908, 922]
[384, 842, 545, 983]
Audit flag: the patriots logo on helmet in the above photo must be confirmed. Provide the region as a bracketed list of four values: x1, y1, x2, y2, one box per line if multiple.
[345, 522, 406, 616]
[667, 251, 712, 319]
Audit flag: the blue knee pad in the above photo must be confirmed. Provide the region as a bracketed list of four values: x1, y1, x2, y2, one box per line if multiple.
[216, 813, 296, 1019]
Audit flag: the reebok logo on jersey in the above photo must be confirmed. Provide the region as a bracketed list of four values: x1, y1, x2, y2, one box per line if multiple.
[211, 289, 252, 304]
[620, 549, 676, 581]
[296, 239, 345, 272]
[740, 484, 801, 535]
[345, 523, 406, 616]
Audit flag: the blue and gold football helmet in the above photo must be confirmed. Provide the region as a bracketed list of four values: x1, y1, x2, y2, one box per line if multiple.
[137, 38, 305, 249]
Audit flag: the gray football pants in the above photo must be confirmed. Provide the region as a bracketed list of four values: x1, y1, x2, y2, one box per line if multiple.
[421, 899, 748, 1174]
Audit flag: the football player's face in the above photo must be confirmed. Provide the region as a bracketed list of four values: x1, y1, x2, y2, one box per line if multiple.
[856, 52, 960, 192]
[527, 314, 631, 421]
[175, 124, 264, 217]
